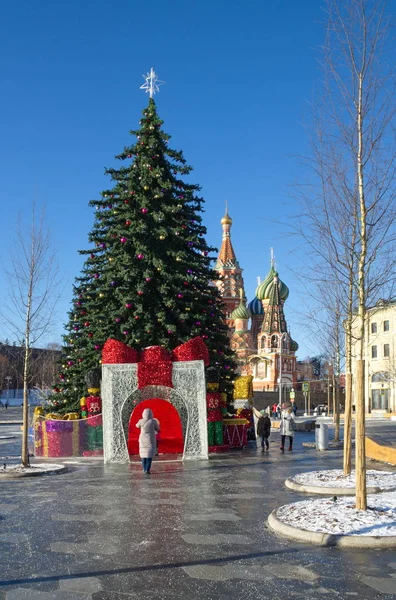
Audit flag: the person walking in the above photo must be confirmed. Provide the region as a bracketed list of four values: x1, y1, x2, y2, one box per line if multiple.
[257, 409, 271, 451]
[136, 408, 160, 474]
[276, 403, 281, 419]
[271, 403, 277, 418]
[280, 407, 295, 452]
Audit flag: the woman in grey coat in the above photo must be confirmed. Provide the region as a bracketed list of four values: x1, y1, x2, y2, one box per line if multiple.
[280, 408, 295, 452]
[136, 408, 160, 474]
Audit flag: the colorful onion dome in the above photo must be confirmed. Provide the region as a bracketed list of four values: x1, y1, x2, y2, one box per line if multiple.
[231, 300, 250, 321]
[248, 297, 264, 315]
[290, 338, 299, 352]
[255, 266, 289, 301]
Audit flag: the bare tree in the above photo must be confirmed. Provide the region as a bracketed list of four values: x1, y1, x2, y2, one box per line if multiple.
[293, 0, 395, 508]
[2, 204, 60, 466]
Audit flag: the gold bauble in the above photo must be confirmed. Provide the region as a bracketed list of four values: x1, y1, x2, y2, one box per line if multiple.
[176, 257, 181, 262]
[144, 186, 149, 191]
[159, 235, 165, 240]
[99, 293, 104, 298]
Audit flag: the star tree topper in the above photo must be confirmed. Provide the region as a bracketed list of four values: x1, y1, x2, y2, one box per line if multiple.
[140, 68, 164, 98]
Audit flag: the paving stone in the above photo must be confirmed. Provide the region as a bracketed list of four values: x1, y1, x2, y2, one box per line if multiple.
[185, 513, 241, 521]
[360, 576, 396, 595]
[182, 565, 231, 581]
[181, 533, 253, 545]
[5, 589, 93, 600]
[0, 534, 30, 544]
[50, 540, 118, 555]
[59, 577, 102, 593]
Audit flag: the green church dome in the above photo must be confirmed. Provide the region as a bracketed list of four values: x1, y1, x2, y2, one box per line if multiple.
[231, 300, 250, 320]
[255, 266, 289, 302]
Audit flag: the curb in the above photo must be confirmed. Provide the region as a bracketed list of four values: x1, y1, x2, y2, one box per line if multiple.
[267, 509, 396, 548]
[0, 464, 67, 479]
[284, 477, 396, 496]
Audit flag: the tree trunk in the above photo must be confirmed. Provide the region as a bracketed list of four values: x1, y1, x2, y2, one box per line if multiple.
[355, 359, 367, 509]
[21, 345, 30, 467]
[343, 372, 353, 475]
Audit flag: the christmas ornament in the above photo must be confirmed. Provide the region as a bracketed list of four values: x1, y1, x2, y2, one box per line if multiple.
[120, 237, 127, 243]
[125, 220, 132, 226]
[125, 303, 133, 309]
[93, 273, 99, 279]
[136, 254, 144, 260]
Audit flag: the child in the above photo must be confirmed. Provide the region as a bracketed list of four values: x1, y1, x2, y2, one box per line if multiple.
[256, 409, 271, 451]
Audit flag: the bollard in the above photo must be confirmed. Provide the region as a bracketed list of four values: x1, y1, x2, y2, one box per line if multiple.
[315, 422, 329, 451]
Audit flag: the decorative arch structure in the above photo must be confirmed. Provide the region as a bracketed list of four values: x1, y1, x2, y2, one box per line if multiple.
[101, 360, 208, 463]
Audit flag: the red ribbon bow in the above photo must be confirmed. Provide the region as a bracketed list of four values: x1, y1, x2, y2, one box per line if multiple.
[102, 336, 209, 389]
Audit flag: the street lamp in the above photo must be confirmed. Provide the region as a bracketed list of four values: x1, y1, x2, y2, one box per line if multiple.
[5, 376, 12, 408]
[278, 332, 288, 409]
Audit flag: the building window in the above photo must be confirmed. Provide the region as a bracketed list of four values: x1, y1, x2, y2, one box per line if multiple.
[371, 322, 377, 334]
[372, 345, 377, 358]
[372, 371, 390, 383]
[384, 344, 390, 358]
[384, 320, 390, 332]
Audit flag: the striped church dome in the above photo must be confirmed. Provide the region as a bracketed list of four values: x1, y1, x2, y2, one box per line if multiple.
[248, 297, 264, 315]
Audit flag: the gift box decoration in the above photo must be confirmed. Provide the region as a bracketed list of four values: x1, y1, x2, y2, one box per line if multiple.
[102, 338, 139, 364]
[37, 419, 86, 457]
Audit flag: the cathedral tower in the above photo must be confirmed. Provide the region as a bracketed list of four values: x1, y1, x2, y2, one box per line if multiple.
[214, 205, 245, 331]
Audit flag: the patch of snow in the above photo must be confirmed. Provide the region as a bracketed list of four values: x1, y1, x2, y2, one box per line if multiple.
[0, 463, 64, 474]
[291, 469, 396, 490]
[277, 491, 396, 536]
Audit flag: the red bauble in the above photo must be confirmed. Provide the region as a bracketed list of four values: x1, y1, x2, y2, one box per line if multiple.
[88, 333, 94, 338]
[125, 220, 132, 226]
[84, 322, 90, 327]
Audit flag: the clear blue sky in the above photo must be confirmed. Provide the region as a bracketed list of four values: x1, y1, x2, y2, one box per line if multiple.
[0, 0, 326, 358]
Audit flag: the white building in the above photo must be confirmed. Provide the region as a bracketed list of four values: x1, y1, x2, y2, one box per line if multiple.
[351, 299, 395, 413]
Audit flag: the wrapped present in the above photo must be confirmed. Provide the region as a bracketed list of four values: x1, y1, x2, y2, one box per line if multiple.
[38, 419, 86, 457]
[233, 375, 253, 400]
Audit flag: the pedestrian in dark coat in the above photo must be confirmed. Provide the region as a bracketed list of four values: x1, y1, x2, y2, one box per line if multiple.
[136, 408, 160, 474]
[257, 410, 271, 451]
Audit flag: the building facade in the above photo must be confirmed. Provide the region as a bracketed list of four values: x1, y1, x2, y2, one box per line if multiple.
[351, 299, 396, 413]
[214, 209, 298, 392]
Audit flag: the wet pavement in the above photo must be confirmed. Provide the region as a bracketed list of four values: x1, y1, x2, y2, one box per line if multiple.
[1, 409, 396, 599]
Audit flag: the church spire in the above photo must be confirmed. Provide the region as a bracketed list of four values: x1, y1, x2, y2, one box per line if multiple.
[214, 203, 244, 325]
[216, 203, 238, 268]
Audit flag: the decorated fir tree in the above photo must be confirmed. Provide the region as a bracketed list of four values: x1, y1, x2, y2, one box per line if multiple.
[54, 71, 236, 413]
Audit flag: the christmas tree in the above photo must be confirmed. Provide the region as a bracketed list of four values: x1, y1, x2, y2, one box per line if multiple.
[54, 73, 236, 413]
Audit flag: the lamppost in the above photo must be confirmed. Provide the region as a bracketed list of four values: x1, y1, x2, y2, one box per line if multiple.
[5, 376, 12, 408]
[278, 332, 288, 409]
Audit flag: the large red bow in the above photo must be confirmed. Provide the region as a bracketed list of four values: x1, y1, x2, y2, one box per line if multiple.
[102, 337, 209, 389]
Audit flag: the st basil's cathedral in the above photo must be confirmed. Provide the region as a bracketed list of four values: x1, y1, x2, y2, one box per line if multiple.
[214, 207, 299, 392]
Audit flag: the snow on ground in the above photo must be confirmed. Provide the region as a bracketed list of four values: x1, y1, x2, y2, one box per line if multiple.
[277, 491, 396, 536]
[290, 469, 396, 490]
[0, 463, 64, 475]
